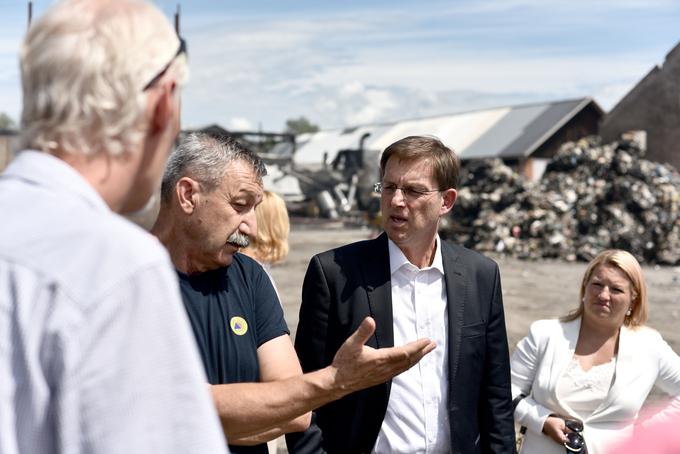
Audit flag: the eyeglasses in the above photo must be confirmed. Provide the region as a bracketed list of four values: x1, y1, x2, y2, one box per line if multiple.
[373, 182, 443, 200]
[564, 419, 587, 454]
[142, 37, 187, 91]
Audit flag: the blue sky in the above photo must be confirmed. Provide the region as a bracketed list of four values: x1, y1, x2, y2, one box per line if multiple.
[1, 0, 679, 132]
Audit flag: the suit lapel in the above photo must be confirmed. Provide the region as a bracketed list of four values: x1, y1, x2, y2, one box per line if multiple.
[362, 233, 394, 349]
[441, 241, 466, 383]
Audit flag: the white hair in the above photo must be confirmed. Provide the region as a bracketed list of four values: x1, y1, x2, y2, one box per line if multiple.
[19, 0, 188, 156]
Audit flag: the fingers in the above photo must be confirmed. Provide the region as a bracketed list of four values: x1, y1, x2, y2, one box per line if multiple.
[542, 416, 568, 445]
[401, 339, 436, 360]
[553, 418, 567, 443]
[345, 317, 376, 347]
[387, 339, 436, 372]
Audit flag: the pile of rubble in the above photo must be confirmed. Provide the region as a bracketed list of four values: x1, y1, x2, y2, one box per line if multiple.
[443, 136, 680, 264]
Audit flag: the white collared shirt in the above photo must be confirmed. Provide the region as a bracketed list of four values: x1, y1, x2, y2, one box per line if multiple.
[373, 237, 451, 454]
[0, 151, 228, 454]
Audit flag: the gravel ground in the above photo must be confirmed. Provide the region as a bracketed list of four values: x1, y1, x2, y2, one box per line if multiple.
[273, 224, 680, 351]
[267, 222, 680, 453]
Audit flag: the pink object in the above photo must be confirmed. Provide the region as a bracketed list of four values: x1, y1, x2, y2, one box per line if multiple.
[608, 416, 680, 453]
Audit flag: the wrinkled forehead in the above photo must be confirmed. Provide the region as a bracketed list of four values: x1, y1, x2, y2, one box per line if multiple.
[383, 156, 434, 181]
[222, 159, 264, 193]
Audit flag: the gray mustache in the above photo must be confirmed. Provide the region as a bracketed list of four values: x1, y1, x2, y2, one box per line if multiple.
[228, 231, 250, 248]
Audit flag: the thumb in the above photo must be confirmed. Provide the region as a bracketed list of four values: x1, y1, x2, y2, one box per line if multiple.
[347, 317, 376, 347]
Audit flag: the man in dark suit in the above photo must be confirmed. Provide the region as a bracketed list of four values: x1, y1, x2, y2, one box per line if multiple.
[286, 136, 516, 454]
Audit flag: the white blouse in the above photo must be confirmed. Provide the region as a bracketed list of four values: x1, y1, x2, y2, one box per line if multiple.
[557, 357, 616, 420]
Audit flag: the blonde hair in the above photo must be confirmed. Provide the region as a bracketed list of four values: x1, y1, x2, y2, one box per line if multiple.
[562, 249, 648, 328]
[243, 191, 290, 265]
[19, 0, 187, 156]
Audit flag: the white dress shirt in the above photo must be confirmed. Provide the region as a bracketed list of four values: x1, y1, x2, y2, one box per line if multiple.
[373, 237, 451, 454]
[0, 151, 228, 454]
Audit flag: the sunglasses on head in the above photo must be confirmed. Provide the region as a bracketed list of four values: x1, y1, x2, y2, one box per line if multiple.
[564, 419, 588, 454]
[142, 37, 187, 91]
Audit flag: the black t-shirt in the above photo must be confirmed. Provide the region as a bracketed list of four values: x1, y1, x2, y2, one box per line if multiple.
[178, 253, 289, 454]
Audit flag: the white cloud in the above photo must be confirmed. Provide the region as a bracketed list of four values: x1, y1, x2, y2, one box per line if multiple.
[228, 117, 254, 131]
[313, 97, 339, 112]
[346, 87, 397, 125]
[174, 3, 676, 131]
[3, 1, 675, 132]
[339, 81, 364, 98]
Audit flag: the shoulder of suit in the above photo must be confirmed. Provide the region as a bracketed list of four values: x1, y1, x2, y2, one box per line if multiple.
[315, 236, 382, 261]
[528, 318, 564, 338]
[624, 324, 661, 341]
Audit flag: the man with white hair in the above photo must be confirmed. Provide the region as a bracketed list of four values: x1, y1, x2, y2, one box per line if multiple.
[0, 1, 228, 453]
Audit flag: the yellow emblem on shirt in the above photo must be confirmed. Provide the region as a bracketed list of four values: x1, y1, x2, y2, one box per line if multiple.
[230, 316, 248, 336]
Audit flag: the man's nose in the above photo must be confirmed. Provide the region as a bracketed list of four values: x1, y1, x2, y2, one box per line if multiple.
[240, 210, 257, 237]
[390, 188, 407, 206]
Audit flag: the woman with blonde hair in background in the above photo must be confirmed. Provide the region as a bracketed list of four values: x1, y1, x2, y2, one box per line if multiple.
[242, 190, 290, 298]
[511, 249, 680, 454]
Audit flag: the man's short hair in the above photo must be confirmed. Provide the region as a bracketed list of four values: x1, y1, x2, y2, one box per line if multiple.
[160, 132, 267, 203]
[19, 0, 187, 156]
[380, 135, 461, 190]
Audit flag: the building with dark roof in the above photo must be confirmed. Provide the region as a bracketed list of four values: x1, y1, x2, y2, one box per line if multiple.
[294, 97, 603, 181]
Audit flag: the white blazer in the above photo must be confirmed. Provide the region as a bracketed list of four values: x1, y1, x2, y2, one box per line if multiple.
[511, 318, 680, 454]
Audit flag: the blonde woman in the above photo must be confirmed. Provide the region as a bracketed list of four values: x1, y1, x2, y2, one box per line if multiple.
[242, 190, 290, 298]
[511, 249, 680, 454]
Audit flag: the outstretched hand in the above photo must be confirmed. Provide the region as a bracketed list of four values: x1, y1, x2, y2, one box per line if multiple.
[329, 317, 436, 398]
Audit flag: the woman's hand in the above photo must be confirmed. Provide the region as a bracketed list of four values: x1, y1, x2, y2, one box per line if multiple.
[542, 416, 568, 445]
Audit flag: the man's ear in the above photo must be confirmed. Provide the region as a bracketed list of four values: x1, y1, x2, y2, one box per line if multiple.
[150, 80, 177, 134]
[440, 188, 457, 215]
[177, 177, 200, 214]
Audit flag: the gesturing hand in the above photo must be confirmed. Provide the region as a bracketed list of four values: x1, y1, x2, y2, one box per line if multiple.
[329, 317, 436, 398]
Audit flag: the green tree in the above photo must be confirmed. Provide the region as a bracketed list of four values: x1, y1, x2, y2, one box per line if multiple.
[0, 112, 16, 129]
[285, 116, 319, 135]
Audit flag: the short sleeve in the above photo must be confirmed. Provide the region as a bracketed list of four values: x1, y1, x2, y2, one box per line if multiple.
[250, 261, 289, 347]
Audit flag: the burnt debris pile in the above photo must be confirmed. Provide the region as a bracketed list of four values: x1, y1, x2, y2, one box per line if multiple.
[443, 136, 680, 264]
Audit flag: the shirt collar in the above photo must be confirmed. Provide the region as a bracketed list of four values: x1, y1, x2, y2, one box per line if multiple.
[3, 150, 111, 213]
[388, 235, 444, 275]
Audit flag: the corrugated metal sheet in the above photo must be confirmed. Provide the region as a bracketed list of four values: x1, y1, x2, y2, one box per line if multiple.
[293, 98, 600, 165]
[367, 107, 510, 154]
[294, 126, 378, 165]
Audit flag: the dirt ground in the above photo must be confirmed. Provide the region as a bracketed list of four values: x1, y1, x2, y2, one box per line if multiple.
[268, 223, 679, 453]
[272, 223, 680, 352]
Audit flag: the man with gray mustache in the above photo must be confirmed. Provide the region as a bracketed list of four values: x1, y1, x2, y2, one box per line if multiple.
[152, 132, 436, 454]
[228, 231, 251, 248]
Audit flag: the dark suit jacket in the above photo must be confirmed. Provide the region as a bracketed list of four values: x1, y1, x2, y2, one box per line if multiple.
[286, 233, 516, 454]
